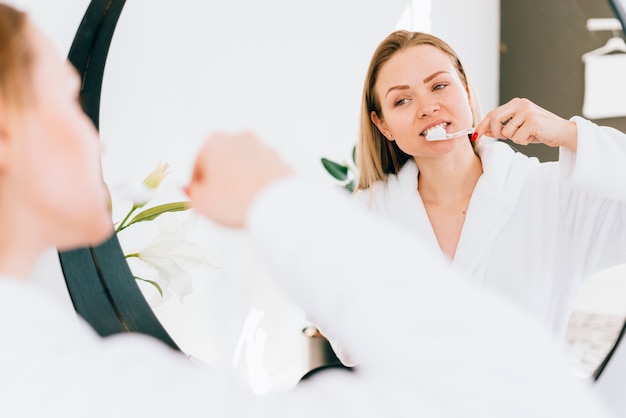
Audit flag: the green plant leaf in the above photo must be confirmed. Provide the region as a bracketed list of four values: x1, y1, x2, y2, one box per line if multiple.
[321, 158, 348, 181]
[134, 276, 163, 297]
[122, 201, 190, 230]
[351, 144, 357, 164]
[345, 180, 355, 193]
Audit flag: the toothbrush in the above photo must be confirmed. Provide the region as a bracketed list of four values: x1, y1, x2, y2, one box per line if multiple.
[426, 127, 475, 141]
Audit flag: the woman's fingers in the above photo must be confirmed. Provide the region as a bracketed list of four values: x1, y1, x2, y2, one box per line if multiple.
[474, 98, 576, 150]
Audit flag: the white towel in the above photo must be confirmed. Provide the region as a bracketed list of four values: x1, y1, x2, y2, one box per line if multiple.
[582, 52, 626, 119]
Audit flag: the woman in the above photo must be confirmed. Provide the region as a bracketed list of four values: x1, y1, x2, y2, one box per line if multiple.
[0, 4, 113, 275]
[354, 30, 626, 342]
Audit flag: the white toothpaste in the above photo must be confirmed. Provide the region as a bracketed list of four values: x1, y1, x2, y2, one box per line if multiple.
[426, 126, 447, 141]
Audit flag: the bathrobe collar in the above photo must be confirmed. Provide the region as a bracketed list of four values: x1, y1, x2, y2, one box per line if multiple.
[385, 138, 534, 278]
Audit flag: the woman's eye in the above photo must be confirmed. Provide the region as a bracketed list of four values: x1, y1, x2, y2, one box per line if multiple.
[393, 98, 409, 107]
[433, 83, 447, 91]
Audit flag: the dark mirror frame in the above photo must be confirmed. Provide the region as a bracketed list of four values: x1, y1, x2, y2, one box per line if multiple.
[609, 0, 626, 32]
[58, 0, 179, 351]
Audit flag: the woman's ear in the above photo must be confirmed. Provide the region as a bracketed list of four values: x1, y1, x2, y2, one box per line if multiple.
[370, 111, 393, 141]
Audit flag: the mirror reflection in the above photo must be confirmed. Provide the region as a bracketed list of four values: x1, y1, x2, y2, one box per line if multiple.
[15, 0, 626, 394]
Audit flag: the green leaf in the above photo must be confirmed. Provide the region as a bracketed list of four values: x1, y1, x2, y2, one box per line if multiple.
[121, 201, 190, 230]
[321, 158, 348, 181]
[345, 180, 355, 193]
[351, 144, 357, 164]
[134, 276, 163, 297]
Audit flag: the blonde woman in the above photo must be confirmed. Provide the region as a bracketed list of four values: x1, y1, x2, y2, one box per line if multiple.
[355, 30, 626, 343]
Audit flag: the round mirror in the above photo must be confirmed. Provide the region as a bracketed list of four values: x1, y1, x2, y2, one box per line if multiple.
[23, 0, 409, 393]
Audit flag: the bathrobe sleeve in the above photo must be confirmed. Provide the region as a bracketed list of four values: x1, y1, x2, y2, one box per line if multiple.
[559, 117, 626, 417]
[562, 117, 626, 201]
[557, 117, 626, 277]
[246, 177, 615, 418]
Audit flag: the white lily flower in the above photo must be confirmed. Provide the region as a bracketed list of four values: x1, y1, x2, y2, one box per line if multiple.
[114, 182, 155, 208]
[115, 162, 170, 207]
[142, 162, 170, 190]
[131, 214, 221, 302]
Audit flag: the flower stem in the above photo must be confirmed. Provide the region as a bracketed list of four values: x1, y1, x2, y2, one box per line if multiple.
[116, 204, 139, 233]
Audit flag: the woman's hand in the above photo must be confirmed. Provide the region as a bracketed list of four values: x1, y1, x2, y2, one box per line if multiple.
[185, 131, 294, 228]
[474, 98, 578, 151]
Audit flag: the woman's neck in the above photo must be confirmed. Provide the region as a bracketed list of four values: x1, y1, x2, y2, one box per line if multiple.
[0, 246, 36, 280]
[416, 145, 483, 204]
[0, 209, 42, 280]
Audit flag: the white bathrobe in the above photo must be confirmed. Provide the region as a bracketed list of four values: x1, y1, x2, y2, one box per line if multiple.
[354, 116, 626, 340]
[0, 178, 615, 417]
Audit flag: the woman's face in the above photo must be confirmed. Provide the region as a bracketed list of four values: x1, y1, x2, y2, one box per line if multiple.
[5, 24, 112, 250]
[372, 44, 473, 158]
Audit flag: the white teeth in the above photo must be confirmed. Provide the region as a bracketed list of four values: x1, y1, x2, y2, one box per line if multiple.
[423, 123, 447, 137]
[426, 126, 446, 140]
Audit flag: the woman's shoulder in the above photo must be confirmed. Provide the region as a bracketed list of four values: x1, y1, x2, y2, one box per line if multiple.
[478, 138, 560, 197]
[478, 137, 548, 171]
[355, 161, 417, 194]
[353, 161, 417, 207]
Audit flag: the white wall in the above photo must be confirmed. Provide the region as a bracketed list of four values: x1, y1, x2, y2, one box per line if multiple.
[395, 0, 500, 113]
[14, 0, 503, 393]
[431, 0, 500, 113]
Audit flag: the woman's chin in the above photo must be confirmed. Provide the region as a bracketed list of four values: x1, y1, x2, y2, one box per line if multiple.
[56, 224, 114, 251]
[89, 226, 115, 247]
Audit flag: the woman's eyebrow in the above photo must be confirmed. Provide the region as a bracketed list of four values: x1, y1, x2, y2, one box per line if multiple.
[385, 84, 409, 98]
[384, 70, 450, 98]
[423, 70, 447, 84]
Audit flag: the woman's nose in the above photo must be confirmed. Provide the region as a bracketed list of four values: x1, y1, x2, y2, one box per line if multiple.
[417, 97, 439, 118]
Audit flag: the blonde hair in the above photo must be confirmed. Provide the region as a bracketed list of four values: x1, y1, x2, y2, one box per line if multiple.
[356, 30, 481, 190]
[0, 4, 32, 112]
